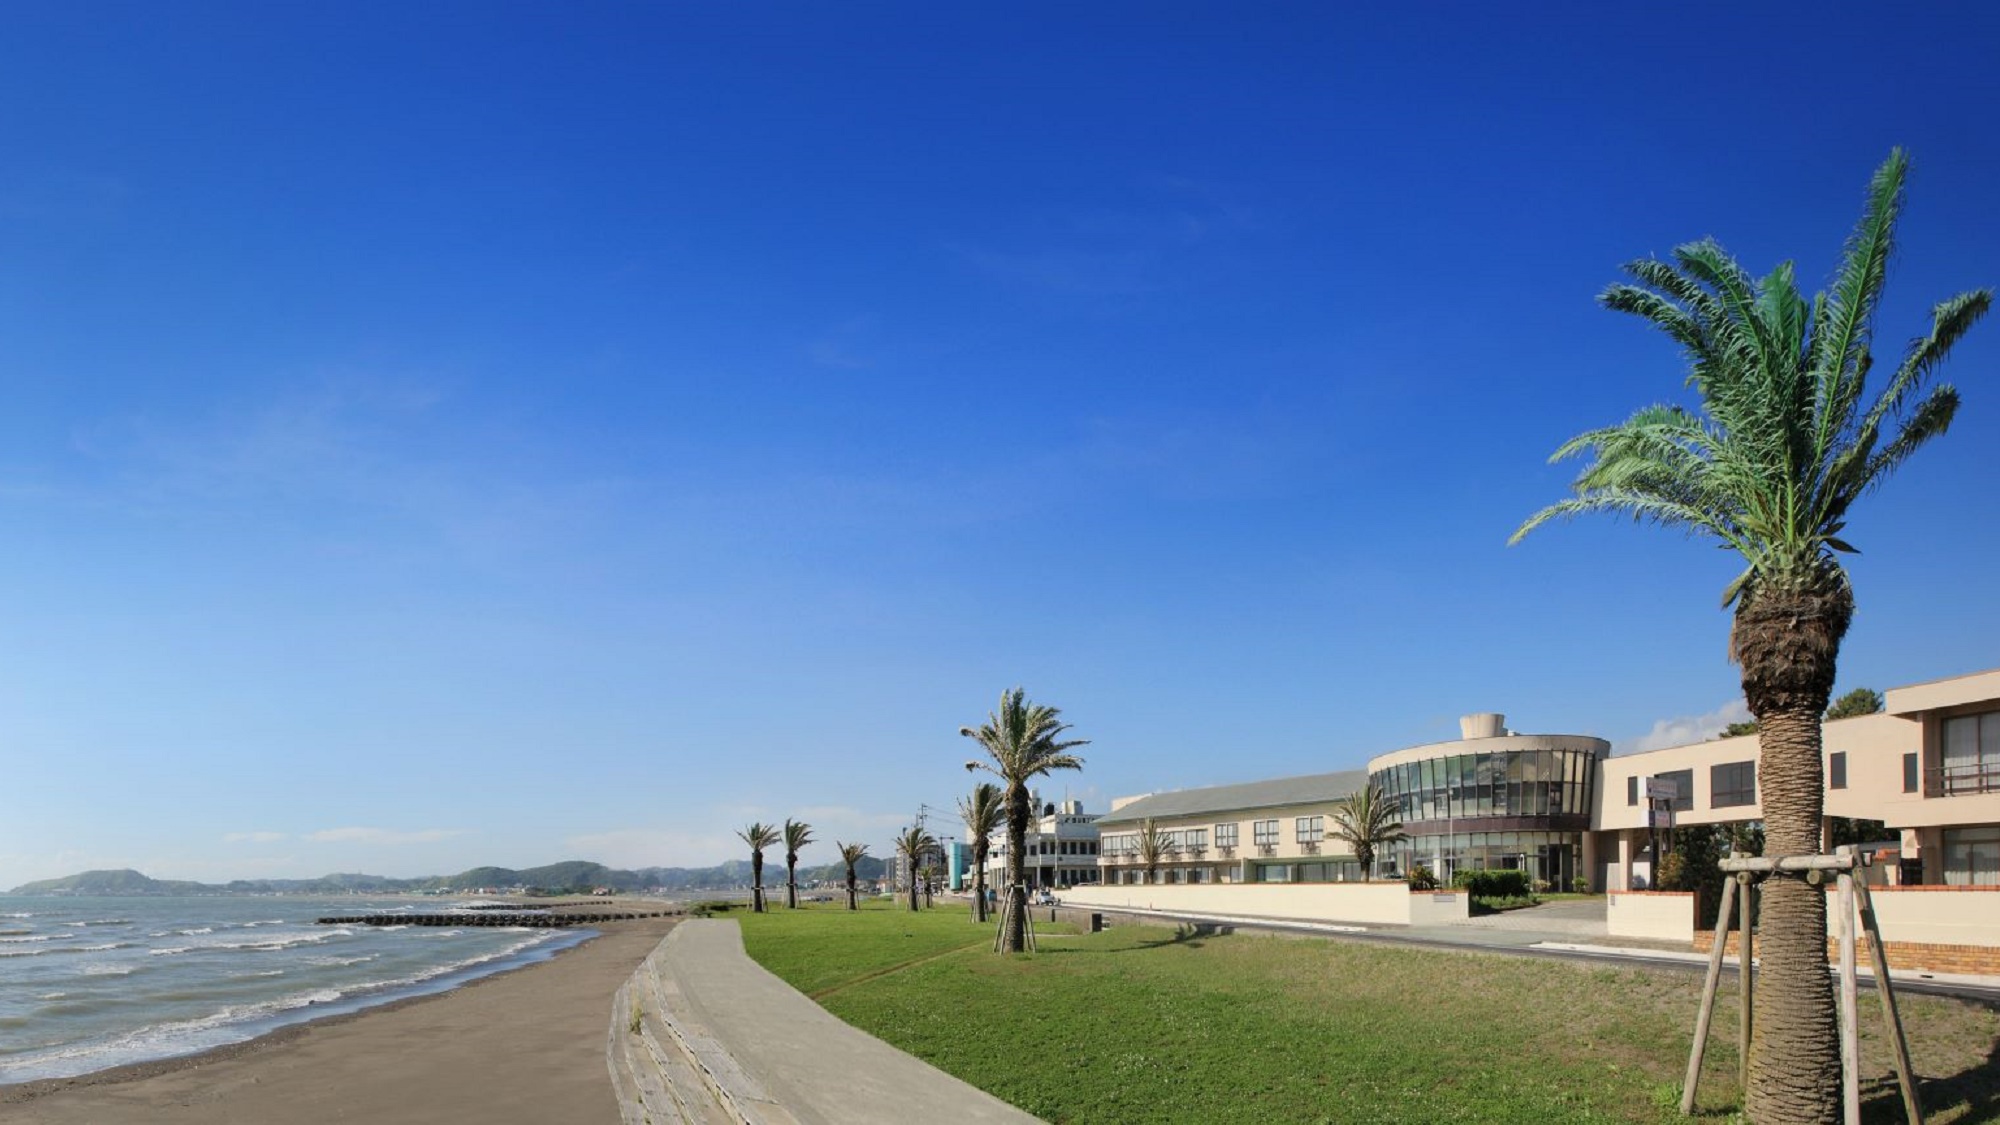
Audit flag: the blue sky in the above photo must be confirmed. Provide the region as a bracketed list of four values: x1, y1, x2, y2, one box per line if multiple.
[2, 5, 1996, 886]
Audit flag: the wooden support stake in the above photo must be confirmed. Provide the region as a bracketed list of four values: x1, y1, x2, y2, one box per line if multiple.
[1838, 866, 1860, 1125]
[1740, 873, 1755, 1095]
[1680, 869, 1737, 1116]
[1855, 879, 1923, 1124]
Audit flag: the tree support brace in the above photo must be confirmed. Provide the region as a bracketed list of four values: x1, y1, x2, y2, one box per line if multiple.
[1680, 847, 1922, 1122]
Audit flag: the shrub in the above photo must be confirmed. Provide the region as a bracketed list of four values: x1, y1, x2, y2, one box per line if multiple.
[1451, 869, 1532, 898]
[1571, 876, 1591, 894]
[1406, 864, 1439, 891]
[1655, 850, 1690, 893]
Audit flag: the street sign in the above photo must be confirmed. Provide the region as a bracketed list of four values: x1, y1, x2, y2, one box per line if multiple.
[1649, 808, 1675, 830]
[1646, 777, 1680, 801]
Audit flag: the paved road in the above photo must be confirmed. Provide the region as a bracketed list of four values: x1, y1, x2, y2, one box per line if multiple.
[1083, 901, 2000, 1005]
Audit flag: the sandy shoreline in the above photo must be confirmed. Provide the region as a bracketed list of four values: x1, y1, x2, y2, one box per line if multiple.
[3, 915, 678, 1124]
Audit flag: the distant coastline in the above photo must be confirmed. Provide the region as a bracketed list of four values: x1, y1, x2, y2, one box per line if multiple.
[8, 856, 887, 898]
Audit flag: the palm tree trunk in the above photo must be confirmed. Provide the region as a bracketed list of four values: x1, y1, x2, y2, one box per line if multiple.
[1003, 782, 1028, 953]
[972, 844, 988, 923]
[1735, 587, 1848, 1125]
[751, 856, 765, 913]
[786, 858, 798, 909]
[846, 871, 857, 911]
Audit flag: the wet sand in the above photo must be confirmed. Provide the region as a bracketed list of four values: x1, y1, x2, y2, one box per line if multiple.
[3, 916, 677, 1124]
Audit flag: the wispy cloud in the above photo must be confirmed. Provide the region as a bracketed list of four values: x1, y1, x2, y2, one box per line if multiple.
[305, 827, 465, 846]
[951, 180, 1259, 298]
[1617, 699, 1752, 754]
[223, 831, 287, 844]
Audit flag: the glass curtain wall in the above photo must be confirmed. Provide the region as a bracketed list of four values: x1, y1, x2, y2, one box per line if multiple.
[1371, 747, 1601, 887]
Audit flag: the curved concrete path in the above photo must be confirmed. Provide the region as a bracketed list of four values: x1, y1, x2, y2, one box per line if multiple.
[620, 918, 1039, 1125]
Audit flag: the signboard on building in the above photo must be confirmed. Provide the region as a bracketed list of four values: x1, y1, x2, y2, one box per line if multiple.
[1645, 777, 1680, 801]
[1648, 808, 1675, 830]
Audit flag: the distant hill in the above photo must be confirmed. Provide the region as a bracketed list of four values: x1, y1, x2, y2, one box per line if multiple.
[8, 855, 890, 896]
[10, 869, 215, 896]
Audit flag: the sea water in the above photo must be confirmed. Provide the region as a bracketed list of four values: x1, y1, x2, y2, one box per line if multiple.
[0, 894, 590, 1083]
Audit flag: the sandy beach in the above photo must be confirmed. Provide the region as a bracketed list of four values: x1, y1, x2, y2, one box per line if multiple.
[3, 915, 677, 1124]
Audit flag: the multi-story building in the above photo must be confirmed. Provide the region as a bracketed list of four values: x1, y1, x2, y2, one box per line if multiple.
[977, 796, 1102, 890]
[1092, 666, 2000, 892]
[1597, 667, 2000, 890]
[1098, 716, 1607, 889]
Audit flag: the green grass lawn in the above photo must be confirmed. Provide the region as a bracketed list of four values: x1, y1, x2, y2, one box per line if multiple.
[737, 901, 2000, 1124]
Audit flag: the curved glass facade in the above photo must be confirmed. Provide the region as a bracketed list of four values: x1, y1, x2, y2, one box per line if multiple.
[1370, 745, 1602, 888]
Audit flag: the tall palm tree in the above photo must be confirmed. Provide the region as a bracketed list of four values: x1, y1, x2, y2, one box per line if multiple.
[958, 782, 1004, 922]
[1329, 782, 1405, 882]
[962, 687, 1089, 953]
[1513, 149, 1988, 1124]
[1134, 818, 1176, 885]
[781, 818, 815, 909]
[893, 824, 937, 912]
[836, 841, 869, 911]
[736, 822, 781, 913]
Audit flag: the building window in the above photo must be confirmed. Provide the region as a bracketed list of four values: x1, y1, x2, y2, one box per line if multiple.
[1829, 752, 1847, 789]
[1627, 775, 1638, 806]
[1711, 761, 1756, 808]
[1942, 826, 2000, 887]
[1214, 823, 1238, 848]
[1185, 828, 1207, 850]
[1654, 769, 1695, 812]
[1295, 816, 1324, 844]
[1253, 820, 1279, 848]
[1903, 753, 1919, 794]
[1942, 711, 2000, 795]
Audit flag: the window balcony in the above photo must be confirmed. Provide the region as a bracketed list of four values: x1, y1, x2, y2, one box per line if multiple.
[1931, 762, 2000, 797]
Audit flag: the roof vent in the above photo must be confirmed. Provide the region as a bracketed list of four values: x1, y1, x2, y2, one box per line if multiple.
[1460, 713, 1505, 739]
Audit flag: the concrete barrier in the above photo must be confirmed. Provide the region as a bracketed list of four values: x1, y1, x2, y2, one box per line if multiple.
[1059, 881, 1466, 926]
[1606, 891, 1695, 943]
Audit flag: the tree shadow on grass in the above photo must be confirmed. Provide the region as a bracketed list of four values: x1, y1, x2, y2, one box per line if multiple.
[1044, 921, 1232, 955]
[1882, 998, 2000, 1125]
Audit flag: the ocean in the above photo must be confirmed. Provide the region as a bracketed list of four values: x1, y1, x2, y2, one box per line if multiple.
[0, 894, 591, 1084]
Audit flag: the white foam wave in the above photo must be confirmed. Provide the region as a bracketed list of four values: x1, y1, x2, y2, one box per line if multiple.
[0, 935, 53, 944]
[81, 964, 135, 976]
[38, 992, 67, 1000]
[176, 927, 214, 936]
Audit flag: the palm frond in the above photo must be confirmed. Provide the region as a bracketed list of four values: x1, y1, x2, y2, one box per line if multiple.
[1515, 151, 1985, 609]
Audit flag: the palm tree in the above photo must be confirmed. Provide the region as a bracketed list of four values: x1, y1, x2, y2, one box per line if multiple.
[836, 841, 869, 910]
[1329, 782, 1406, 882]
[781, 818, 815, 909]
[958, 782, 1004, 922]
[736, 822, 781, 913]
[893, 824, 937, 912]
[1513, 149, 1988, 1124]
[962, 687, 1089, 953]
[1134, 818, 1176, 885]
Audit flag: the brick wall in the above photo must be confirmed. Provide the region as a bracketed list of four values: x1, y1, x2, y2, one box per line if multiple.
[1692, 929, 2000, 977]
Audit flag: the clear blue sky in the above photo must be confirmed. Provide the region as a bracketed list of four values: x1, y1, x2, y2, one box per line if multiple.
[2, 4, 1995, 886]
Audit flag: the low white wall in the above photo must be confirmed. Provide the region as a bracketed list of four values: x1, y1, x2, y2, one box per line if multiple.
[1868, 888, 2000, 947]
[1061, 881, 1460, 926]
[1407, 890, 1472, 925]
[1606, 891, 1694, 943]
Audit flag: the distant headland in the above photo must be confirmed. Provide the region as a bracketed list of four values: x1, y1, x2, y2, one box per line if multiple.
[7, 856, 887, 897]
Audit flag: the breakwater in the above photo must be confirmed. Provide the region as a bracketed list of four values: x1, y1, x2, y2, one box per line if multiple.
[317, 910, 677, 928]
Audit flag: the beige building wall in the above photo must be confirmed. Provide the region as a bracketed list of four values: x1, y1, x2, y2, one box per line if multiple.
[1098, 799, 1362, 883]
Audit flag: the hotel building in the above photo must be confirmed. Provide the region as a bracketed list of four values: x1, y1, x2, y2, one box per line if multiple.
[1089, 666, 2000, 892]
